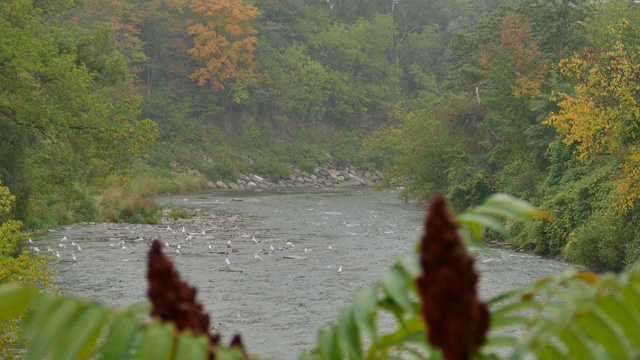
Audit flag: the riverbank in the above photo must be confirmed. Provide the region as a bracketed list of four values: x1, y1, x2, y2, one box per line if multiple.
[200, 164, 384, 190]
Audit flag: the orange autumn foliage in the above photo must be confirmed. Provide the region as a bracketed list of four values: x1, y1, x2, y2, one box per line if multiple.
[545, 35, 640, 209]
[187, 0, 259, 90]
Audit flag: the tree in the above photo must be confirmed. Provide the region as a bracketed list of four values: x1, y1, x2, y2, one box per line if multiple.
[0, 0, 158, 217]
[187, 0, 259, 91]
[545, 35, 640, 209]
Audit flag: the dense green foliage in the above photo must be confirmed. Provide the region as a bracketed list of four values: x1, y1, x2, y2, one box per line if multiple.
[363, 0, 640, 271]
[3, 0, 640, 271]
[2, 193, 640, 359]
[0, 181, 56, 359]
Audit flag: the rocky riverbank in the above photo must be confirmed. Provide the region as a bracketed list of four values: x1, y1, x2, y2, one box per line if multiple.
[207, 165, 384, 190]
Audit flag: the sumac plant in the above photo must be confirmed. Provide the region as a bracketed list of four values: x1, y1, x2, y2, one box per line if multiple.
[1, 194, 640, 359]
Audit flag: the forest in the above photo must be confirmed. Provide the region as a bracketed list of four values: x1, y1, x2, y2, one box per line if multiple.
[3, 0, 640, 271]
[4, 0, 640, 358]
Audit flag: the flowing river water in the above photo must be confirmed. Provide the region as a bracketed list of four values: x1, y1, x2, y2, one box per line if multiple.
[34, 187, 572, 359]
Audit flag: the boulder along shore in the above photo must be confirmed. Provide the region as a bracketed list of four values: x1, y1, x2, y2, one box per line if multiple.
[205, 165, 384, 190]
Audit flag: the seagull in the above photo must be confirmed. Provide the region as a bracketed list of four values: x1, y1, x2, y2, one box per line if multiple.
[252, 236, 258, 243]
[116, 240, 125, 246]
[181, 225, 186, 233]
[254, 253, 263, 260]
[28, 238, 34, 245]
[72, 253, 77, 262]
[286, 242, 294, 247]
[55, 251, 61, 259]
[186, 235, 193, 242]
[109, 243, 117, 248]
[208, 244, 213, 250]
[166, 226, 172, 231]
[58, 243, 66, 249]
[61, 236, 67, 242]
[328, 245, 333, 250]
[122, 245, 127, 251]
[270, 245, 275, 251]
[165, 241, 169, 247]
[71, 242, 81, 252]
[225, 258, 231, 266]
[30, 246, 40, 254]
[226, 240, 231, 246]
[47, 247, 54, 254]
[338, 266, 343, 273]
[177, 244, 181, 249]
[176, 248, 181, 254]
[304, 248, 312, 252]
[199, 230, 206, 236]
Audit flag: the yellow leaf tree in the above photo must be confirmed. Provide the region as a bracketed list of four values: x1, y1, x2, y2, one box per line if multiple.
[187, 0, 259, 90]
[545, 30, 640, 209]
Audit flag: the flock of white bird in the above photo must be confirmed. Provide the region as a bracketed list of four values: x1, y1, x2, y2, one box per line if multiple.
[29, 223, 343, 273]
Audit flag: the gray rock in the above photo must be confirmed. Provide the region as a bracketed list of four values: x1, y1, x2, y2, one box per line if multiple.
[215, 181, 228, 189]
[247, 181, 257, 189]
[228, 182, 239, 190]
[318, 168, 330, 177]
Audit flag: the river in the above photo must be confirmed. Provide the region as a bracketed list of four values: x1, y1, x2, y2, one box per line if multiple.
[34, 187, 572, 359]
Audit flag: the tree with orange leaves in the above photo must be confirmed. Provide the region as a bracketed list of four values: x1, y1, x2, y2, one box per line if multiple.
[187, 0, 259, 91]
[545, 32, 640, 210]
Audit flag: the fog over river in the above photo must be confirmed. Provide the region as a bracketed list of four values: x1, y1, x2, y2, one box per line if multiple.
[34, 187, 572, 359]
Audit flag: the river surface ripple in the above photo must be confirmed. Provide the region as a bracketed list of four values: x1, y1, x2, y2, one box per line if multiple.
[36, 187, 572, 359]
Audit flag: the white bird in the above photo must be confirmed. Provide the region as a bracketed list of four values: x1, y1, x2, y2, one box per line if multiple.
[226, 240, 231, 245]
[252, 236, 258, 243]
[225, 258, 231, 266]
[72, 253, 77, 262]
[177, 244, 181, 249]
[116, 240, 125, 246]
[55, 251, 61, 259]
[270, 245, 275, 251]
[122, 245, 127, 251]
[166, 226, 172, 231]
[208, 244, 213, 250]
[47, 247, 54, 254]
[30, 246, 40, 254]
[71, 242, 81, 252]
[61, 236, 67, 242]
[338, 266, 343, 273]
[165, 241, 169, 247]
[254, 253, 263, 260]
[109, 243, 117, 248]
[199, 230, 206, 236]
[286, 242, 294, 247]
[304, 248, 312, 252]
[58, 243, 66, 249]
[328, 245, 333, 250]
[186, 235, 193, 242]
[28, 238, 34, 245]
[176, 248, 181, 254]
[181, 225, 186, 233]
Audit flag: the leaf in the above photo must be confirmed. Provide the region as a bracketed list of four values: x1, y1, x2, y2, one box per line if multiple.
[0, 283, 37, 320]
[318, 328, 341, 360]
[134, 322, 174, 360]
[25, 298, 83, 360]
[175, 331, 208, 360]
[353, 287, 377, 343]
[338, 307, 362, 360]
[379, 267, 413, 314]
[576, 309, 633, 359]
[457, 212, 508, 236]
[598, 295, 640, 351]
[53, 302, 109, 359]
[99, 308, 144, 360]
[558, 325, 597, 360]
[484, 193, 548, 219]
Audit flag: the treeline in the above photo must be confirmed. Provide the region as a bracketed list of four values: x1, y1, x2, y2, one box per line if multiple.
[2, 0, 640, 270]
[365, 0, 640, 271]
